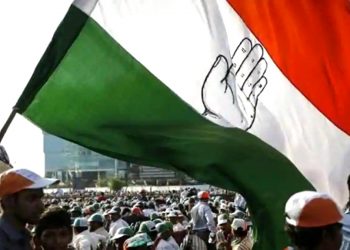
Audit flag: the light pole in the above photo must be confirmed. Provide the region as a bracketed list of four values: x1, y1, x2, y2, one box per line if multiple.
[114, 159, 117, 177]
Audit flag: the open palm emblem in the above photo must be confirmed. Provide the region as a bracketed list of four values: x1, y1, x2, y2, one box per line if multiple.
[201, 38, 268, 130]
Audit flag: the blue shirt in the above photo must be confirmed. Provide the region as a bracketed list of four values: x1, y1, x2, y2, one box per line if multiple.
[341, 213, 350, 250]
[0, 216, 32, 250]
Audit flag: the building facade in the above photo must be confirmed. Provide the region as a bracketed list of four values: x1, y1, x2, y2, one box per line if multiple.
[44, 133, 192, 188]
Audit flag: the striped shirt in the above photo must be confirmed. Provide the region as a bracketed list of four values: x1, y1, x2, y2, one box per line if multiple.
[180, 233, 207, 250]
[341, 213, 350, 250]
[231, 236, 253, 250]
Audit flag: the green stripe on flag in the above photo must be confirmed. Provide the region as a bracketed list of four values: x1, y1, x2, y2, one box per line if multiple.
[16, 5, 89, 112]
[16, 5, 313, 249]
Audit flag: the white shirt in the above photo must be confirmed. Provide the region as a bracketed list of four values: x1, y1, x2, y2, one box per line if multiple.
[73, 230, 106, 250]
[109, 218, 129, 236]
[143, 208, 156, 217]
[94, 227, 109, 238]
[156, 236, 179, 250]
[191, 202, 216, 232]
[173, 223, 185, 232]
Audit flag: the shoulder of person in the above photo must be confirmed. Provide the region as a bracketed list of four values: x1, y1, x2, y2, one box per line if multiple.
[0, 231, 10, 249]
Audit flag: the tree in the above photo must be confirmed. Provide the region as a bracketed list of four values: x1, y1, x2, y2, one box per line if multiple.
[108, 177, 125, 191]
[96, 177, 108, 187]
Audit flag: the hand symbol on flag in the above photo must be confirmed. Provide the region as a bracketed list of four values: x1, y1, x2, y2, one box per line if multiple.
[201, 38, 268, 130]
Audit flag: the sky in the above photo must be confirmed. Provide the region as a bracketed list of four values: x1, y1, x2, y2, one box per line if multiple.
[0, 1, 72, 175]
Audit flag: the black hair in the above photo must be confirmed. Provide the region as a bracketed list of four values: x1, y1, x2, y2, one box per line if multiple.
[285, 223, 341, 249]
[233, 228, 248, 238]
[122, 207, 131, 216]
[35, 206, 72, 237]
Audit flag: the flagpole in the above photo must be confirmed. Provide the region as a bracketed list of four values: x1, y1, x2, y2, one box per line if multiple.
[0, 108, 19, 143]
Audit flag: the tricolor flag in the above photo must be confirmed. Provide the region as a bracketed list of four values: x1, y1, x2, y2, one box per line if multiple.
[14, 0, 350, 248]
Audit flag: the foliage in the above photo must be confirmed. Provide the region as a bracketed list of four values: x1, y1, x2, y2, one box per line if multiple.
[96, 177, 125, 191]
[108, 177, 125, 191]
[96, 177, 109, 187]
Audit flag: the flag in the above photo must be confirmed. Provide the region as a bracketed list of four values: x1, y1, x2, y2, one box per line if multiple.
[15, 0, 350, 248]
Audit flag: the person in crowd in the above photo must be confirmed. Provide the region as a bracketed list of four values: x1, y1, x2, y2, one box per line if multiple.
[219, 203, 229, 217]
[284, 191, 343, 250]
[190, 191, 216, 250]
[167, 211, 179, 226]
[109, 226, 134, 250]
[233, 194, 247, 213]
[137, 220, 158, 241]
[109, 207, 129, 236]
[142, 202, 156, 218]
[89, 213, 109, 238]
[124, 207, 148, 226]
[0, 168, 58, 250]
[179, 224, 207, 250]
[177, 204, 188, 221]
[166, 212, 186, 245]
[230, 218, 252, 250]
[121, 207, 132, 218]
[341, 174, 350, 250]
[72, 217, 106, 250]
[216, 214, 233, 250]
[33, 206, 73, 250]
[153, 222, 179, 250]
[70, 206, 83, 224]
[97, 192, 107, 202]
[138, 190, 148, 202]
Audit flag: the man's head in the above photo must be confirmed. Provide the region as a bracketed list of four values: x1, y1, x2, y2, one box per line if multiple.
[131, 206, 142, 216]
[88, 213, 104, 232]
[140, 189, 147, 196]
[188, 197, 195, 209]
[284, 191, 343, 250]
[108, 206, 121, 221]
[69, 206, 82, 221]
[218, 214, 231, 233]
[167, 211, 178, 225]
[111, 226, 134, 249]
[72, 217, 88, 235]
[137, 220, 157, 240]
[156, 222, 172, 240]
[34, 207, 72, 250]
[231, 218, 248, 238]
[219, 203, 228, 214]
[0, 169, 58, 225]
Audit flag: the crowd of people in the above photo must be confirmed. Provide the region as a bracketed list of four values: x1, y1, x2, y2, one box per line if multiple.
[0, 146, 349, 250]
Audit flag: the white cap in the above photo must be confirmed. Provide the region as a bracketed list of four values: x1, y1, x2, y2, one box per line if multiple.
[220, 203, 228, 211]
[285, 191, 342, 228]
[217, 214, 228, 225]
[0, 168, 59, 197]
[231, 218, 248, 231]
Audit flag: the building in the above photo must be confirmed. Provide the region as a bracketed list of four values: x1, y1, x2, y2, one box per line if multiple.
[44, 133, 193, 188]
